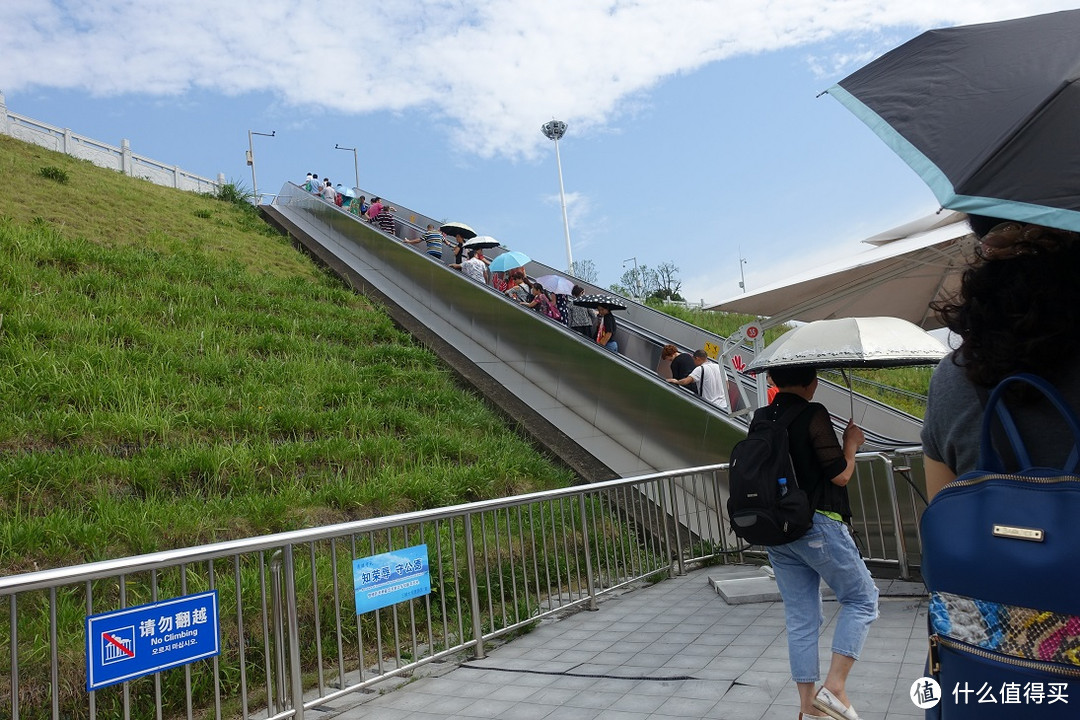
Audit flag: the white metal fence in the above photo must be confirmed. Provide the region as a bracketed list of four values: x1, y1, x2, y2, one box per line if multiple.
[0, 92, 223, 194]
[0, 453, 923, 720]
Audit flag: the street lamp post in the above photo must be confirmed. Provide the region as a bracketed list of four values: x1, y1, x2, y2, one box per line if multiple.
[334, 144, 359, 188]
[738, 248, 748, 293]
[541, 120, 573, 274]
[622, 257, 643, 300]
[246, 129, 275, 203]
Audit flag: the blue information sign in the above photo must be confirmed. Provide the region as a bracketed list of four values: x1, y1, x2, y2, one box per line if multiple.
[85, 590, 220, 691]
[353, 544, 431, 615]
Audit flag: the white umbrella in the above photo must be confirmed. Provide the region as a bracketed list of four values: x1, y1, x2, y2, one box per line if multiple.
[463, 236, 501, 250]
[746, 316, 948, 416]
[535, 274, 575, 295]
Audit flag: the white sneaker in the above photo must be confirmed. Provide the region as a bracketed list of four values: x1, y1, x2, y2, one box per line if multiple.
[812, 686, 861, 720]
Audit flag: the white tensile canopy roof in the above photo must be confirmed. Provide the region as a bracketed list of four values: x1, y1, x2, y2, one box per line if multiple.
[708, 212, 975, 331]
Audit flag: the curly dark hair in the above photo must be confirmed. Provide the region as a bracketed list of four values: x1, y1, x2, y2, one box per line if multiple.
[930, 215, 1080, 391]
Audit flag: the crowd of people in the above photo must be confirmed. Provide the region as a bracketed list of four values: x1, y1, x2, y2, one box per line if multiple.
[300, 172, 747, 406]
[301, 173, 396, 234]
[299, 173, 630, 355]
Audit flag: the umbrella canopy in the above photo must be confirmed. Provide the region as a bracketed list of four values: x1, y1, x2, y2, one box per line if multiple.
[709, 213, 973, 330]
[488, 251, 531, 273]
[746, 317, 947, 373]
[535, 274, 576, 295]
[573, 294, 627, 311]
[344, 187, 359, 199]
[463, 236, 501, 250]
[439, 222, 477, 240]
[827, 9, 1080, 232]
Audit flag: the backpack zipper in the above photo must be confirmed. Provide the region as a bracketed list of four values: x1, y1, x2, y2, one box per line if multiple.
[945, 473, 1080, 490]
[931, 634, 1080, 679]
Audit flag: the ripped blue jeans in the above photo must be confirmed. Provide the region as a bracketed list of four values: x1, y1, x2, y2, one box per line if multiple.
[766, 513, 879, 683]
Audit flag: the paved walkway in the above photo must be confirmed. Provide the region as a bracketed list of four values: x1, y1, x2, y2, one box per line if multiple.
[332, 565, 929, 720]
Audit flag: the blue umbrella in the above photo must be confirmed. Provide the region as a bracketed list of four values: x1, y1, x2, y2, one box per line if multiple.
[489, 251, 531, 273]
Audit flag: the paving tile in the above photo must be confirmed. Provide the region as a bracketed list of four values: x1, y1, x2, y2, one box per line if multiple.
[561, 690, 627, 710]
[593, 711, 649, 720]
[524, 686, 583, 706]
[456, 698, 526, 718]
[608, 692, 669, 713]
[650, 695, 720, 717]
[703, 700, 767, 719]
[541, 705, 602, 720]
[674, 678, 733, 701]
[719, 682, 778, 705]
[486, 704, 556, 720]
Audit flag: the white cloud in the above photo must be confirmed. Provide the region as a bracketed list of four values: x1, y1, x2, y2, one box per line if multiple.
[1, 1, 1076, 158]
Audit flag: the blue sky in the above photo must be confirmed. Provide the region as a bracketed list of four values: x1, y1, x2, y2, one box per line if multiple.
[3, 2, 1075, 303]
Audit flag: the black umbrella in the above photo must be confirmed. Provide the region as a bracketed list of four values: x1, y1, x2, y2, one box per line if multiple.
[573, 294, 627, 311]
[827, 9, 1080, 233]
[439, 222, 477, 240]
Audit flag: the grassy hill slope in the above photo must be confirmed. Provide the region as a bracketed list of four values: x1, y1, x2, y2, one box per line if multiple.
[0, 135, 574, 575]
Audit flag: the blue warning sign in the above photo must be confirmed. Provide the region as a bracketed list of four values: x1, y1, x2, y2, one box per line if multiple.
[353, 544, 431, 615]
[85, 590, 219, 691]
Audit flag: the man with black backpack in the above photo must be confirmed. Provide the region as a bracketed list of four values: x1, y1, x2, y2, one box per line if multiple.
[738, 365, 877, 720]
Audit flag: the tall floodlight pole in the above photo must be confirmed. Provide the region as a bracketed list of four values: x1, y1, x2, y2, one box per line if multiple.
[246, 129, 275, 203]
[541, 120, 573, 274]
[334, 144, 359, 188]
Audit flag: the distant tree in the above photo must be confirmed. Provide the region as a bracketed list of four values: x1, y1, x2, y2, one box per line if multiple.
[611, 262, 685, 301]
[650, 262, 684, 301]
[611, 264, 649, 298]
[571, 259, 598, 284]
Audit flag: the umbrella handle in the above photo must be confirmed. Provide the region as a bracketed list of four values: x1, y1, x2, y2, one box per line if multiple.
[839, 368, 854, 419]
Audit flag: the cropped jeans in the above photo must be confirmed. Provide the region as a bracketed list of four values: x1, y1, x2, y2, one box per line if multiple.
[767, 513, 879, 683]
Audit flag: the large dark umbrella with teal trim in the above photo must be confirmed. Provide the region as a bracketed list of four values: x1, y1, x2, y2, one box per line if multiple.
[826, 8, 1080, 232]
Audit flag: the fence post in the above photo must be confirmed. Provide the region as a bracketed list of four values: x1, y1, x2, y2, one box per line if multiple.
[9, 595, 18, 719]
[269, 550, 287, 714]
[283, 544, 306, 719]
[579, 495, 598, 611]
[656, 479, 674, 578]
[669, 477, 686, 576]
[0, 91, 8, 136]
[121, 138, 133, 176]
[878, 454, 911, 580]
[463, 512, 486, 659]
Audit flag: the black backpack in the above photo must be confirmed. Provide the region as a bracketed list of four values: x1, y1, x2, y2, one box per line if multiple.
[726, 403, 814, 546]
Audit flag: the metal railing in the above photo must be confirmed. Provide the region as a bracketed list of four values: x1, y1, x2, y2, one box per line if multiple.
[1, 453, 924, 720]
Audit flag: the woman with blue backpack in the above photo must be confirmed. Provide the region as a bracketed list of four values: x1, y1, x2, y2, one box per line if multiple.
[920, 215, 1080, 718]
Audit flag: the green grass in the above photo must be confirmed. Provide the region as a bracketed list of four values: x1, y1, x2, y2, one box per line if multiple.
[646, 301, 788, 344]
[0, 134, 576, 575]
